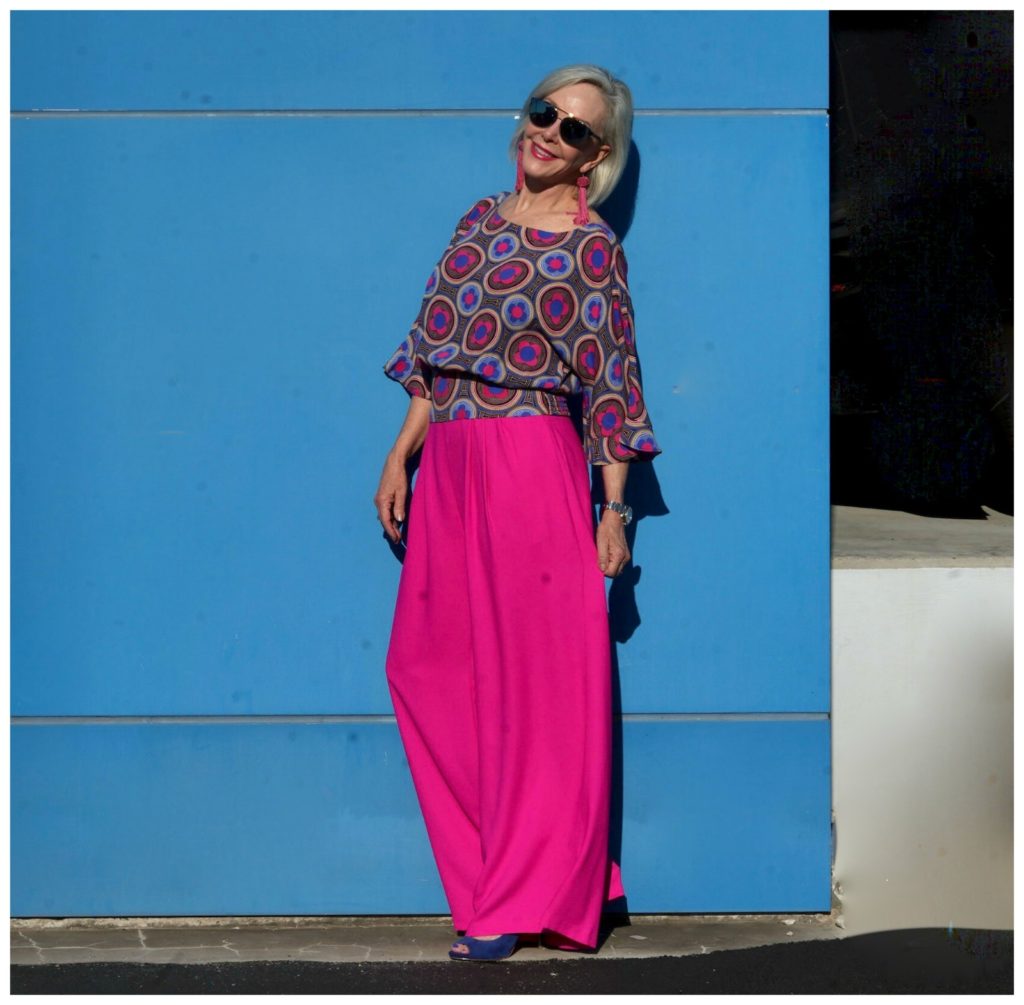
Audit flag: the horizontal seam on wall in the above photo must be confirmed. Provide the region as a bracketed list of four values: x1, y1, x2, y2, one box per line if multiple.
[9, 108, 828, 119]
[11, 712, 829, 725]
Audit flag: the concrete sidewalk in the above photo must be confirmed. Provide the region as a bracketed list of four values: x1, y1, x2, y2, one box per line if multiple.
[10, 915, 1012, 994]
[12, 912, 837, 966]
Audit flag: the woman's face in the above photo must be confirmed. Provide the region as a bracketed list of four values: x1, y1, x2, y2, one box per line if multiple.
[521, 82, 611, 188]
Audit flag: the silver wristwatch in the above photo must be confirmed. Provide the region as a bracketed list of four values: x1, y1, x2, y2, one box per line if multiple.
[602, 501, 633, 525]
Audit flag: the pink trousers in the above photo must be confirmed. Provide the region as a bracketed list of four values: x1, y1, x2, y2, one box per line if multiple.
[385, 414, 625, 949]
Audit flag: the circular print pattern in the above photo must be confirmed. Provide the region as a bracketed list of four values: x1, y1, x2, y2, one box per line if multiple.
[604, 352, 625, 391]
[613, 245, 629, 284]
[487, 232, 520, 262]
[582, 292, 607, 332]
[442, 242, 483, 283]
[616, 300, 635, 349]
[423, 265, 439, 297]
[573, 336, 602, 381]
[450, 399, 478, 420]
[483, 202, 509, 233]
[456, 281, 484, 316]
[522, 227, 568, 251]
[405, 374, 429, 399]
[484, 258, 534, 295]
[578, 233, 613, 286]
[502, 294, 534, 330]
[423, 295, 457, 343]
[471, 354, 507, 383]
[609, 295, 625, 342]
[471, 380, 520, 410]
[426, 343, 459, 367]
[387, 349, 413, 381]
[506, 332, 550, 375]
[463, 197, 494, 229]
[591, 394, 626, 439]
[538, 284, 578, 336]
[431, 372, 457, 408]
[463, 308, 501, 353]
[537, 249, 574, 280]
[608, 430, 658, 461]
[626, 377, 648, 421]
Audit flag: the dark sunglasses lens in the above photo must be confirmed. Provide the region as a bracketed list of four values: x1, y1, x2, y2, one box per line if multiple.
[528, 97, 557, 126]
[559, 119, 590, 145]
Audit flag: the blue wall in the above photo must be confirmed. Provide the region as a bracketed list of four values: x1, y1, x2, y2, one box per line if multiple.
[12, 11, 831, 916]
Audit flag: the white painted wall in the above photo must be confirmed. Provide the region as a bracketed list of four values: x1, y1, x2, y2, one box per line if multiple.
[830, 565, 1013, 934]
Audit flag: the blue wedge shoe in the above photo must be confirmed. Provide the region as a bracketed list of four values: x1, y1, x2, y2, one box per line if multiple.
[448, 933, 521, 962]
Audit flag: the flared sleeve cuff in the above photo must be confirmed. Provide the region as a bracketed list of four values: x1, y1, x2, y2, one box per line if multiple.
[383, 327, 433, 400]
[583, 399, 662, 464]
[578, 265, 662, 465]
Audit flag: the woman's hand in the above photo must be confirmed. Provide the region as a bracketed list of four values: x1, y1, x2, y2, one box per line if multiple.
[375, 453, 409, 544]
[596, 508, 631, 577]
[376, 397, 431, 544]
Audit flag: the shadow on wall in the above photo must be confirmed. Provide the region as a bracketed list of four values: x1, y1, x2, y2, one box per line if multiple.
[587, 139, 673, 642]
[599, 141, 640, 243]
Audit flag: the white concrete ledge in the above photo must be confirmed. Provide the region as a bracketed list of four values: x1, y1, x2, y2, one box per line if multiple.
[831, 504, 1012, 568]
[831, 564, 1012, 934]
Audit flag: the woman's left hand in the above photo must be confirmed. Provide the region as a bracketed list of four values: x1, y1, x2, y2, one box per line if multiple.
[597, 509, 631, 577]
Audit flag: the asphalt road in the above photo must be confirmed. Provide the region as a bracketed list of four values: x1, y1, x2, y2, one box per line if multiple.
[11, 928, 1012, 994]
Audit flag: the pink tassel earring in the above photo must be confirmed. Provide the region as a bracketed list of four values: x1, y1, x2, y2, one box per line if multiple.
[515, 141, 525, 192]
[573, 174, 591, 226]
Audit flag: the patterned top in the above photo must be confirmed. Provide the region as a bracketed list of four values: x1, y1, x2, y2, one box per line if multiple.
[384, 192, 661, 465]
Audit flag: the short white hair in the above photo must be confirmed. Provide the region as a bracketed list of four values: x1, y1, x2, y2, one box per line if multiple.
[508, 64, 633, 207]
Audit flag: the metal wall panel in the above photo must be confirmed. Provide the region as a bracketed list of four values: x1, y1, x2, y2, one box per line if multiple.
[12, 720, 830, 916]
[12, 113, 828, 715]
[12, 10, 827, 111]
[12, 116, 507, 716]
[12, 10, 830, 916]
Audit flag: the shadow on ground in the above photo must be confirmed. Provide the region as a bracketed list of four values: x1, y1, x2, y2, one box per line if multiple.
[11, 928, 1012, 994]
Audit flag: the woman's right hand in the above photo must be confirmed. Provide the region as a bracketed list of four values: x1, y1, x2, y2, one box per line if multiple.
[375, 453, 409, 544]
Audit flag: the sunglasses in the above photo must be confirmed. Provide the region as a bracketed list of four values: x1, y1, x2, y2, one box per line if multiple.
[527, 97, 605, 148]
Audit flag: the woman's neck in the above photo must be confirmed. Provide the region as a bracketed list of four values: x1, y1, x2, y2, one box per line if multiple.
[508, 180, 577, 219]
[499, 181, 581, 228]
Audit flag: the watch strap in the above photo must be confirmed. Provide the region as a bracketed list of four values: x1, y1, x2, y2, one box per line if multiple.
[602, 501, 632, 525]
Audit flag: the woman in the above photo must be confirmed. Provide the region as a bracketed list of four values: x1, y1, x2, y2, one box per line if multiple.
[375, 64, 661, 962]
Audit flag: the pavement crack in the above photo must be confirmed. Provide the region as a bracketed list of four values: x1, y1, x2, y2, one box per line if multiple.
[15, 933, 47, 963]
[298, 942, 373, 960]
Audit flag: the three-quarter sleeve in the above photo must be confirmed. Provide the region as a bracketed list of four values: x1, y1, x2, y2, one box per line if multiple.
[383, 268, 439, 401]
[383, 196, 497, 401]
[576, 246, 662, 465]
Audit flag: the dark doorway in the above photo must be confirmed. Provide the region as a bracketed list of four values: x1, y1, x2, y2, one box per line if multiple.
[829, 11, 1012, 517]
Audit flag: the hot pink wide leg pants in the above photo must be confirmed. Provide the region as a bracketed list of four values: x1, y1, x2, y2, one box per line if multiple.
[385, 414, 625, 949]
